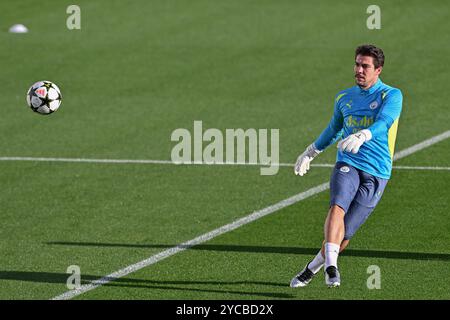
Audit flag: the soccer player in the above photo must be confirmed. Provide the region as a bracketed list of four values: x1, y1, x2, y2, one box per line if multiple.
[290, 44, 403, 288]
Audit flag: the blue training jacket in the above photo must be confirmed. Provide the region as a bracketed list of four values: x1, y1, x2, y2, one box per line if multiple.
[314, 78, 403, 179]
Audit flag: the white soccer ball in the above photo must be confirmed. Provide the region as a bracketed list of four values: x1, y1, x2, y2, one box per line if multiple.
[26, 81, 62, 115]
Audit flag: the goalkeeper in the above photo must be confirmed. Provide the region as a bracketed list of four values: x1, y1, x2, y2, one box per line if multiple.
[290, 44, 403, 288]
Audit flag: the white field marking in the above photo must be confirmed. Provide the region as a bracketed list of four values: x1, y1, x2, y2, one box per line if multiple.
[392, 130, 450, 161]
[0, 157, 308, 167]
[51, 130, 450, 300]
[0, 160, 449, 173]
[0, 158, 448, 171]
[391, 165, 450, 171]
[3, 131, 450, 166]
[0, 157, 173, 165]
[51, 182, 330, 300]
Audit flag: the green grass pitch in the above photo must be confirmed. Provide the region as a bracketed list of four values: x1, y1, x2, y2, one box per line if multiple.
[0, 0, 449, 300]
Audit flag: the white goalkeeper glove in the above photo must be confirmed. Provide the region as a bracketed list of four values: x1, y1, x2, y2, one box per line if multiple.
[294, 143, 321, 176]
[337, 129, 372, 154]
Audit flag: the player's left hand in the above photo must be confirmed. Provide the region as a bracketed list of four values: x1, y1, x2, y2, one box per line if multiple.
[337, 129, 372, 154]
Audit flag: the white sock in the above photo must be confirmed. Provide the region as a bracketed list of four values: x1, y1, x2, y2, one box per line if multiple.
[308, 251, 325, 273]
[324, 242, 340, 269]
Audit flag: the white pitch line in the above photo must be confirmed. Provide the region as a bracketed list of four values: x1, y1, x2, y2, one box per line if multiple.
[311, 164, 450, 171]
[393, 130, 450, 160]
[392, 165, 450, 171]
[51, 182, 329, 300]
[0, 156, 173, 165]
[1, 161, 449, 172]
[0, 158, 448, 171]
[51, 129, 450, 300]
[3, 131, 450, 167]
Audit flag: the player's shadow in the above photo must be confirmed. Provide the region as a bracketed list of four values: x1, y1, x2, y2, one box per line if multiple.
[47, 242, 450, 261]
[0, 270, 293, 299]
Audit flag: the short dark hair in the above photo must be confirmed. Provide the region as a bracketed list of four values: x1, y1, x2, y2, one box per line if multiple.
[355, 44, 385, 69]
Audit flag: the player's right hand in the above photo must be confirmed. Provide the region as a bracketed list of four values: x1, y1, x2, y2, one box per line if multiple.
[294, 144, 321, 176]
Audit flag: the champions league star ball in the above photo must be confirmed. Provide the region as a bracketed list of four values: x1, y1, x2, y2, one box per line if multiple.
[26, 81, 62, 115]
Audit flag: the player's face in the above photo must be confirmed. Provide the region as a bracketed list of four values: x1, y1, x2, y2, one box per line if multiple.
[354, 55, 382, 89]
